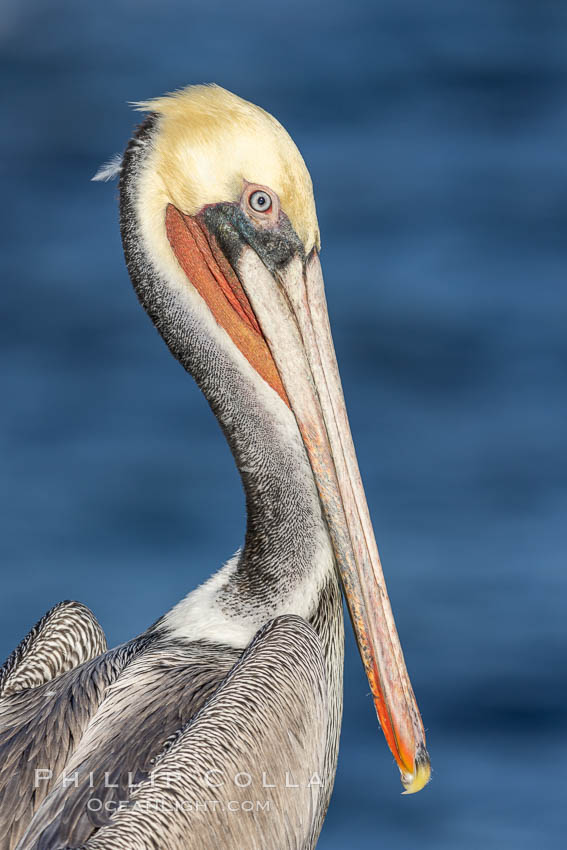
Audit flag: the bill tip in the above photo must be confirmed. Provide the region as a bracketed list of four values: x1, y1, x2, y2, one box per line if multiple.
[400, 748, 431, 795]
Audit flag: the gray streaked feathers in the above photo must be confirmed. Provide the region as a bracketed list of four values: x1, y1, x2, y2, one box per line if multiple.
[1, 609, 329, 850]
[0, 626, 141, 850]
[76, 616, 327, 850]
[18, 637, 238, 849]
[0, 602, 107, 699]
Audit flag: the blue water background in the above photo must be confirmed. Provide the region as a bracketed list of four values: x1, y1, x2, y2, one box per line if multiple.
[1, 1, 566, 847]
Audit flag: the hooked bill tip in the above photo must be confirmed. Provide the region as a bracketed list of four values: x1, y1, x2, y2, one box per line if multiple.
[400, 747, 431, 795]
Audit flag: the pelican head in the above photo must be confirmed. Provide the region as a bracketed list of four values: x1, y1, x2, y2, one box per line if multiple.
[114, 84, 430, 793]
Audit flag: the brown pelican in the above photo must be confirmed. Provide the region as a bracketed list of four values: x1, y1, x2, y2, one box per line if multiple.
[0, 84, 430, 850]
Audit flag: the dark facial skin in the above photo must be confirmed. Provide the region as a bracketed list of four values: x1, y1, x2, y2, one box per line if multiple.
[201, 200, 306, 278]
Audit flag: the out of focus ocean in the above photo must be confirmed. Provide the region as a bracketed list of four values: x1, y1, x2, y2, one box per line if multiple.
[1, 1, 566, 847]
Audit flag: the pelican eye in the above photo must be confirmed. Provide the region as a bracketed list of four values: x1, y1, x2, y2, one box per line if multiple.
[249, 190, 272, 213]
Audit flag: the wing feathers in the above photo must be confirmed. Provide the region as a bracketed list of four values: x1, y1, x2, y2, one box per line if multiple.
[0, 602, 107, 698]
[0, 643, 138, 850]
[11, 616, 328, 850]
[83, 616, 328, 850]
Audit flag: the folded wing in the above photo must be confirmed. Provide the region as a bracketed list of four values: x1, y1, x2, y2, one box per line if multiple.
[20, 616, 328, 850]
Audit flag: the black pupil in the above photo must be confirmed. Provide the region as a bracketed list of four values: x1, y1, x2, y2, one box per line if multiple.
[257, 194, 266, 206]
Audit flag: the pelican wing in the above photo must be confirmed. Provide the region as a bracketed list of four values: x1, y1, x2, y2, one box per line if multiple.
[0, 602, 107, 698]
[20, 616, 328, 850]
[0, 603, 135, 850]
